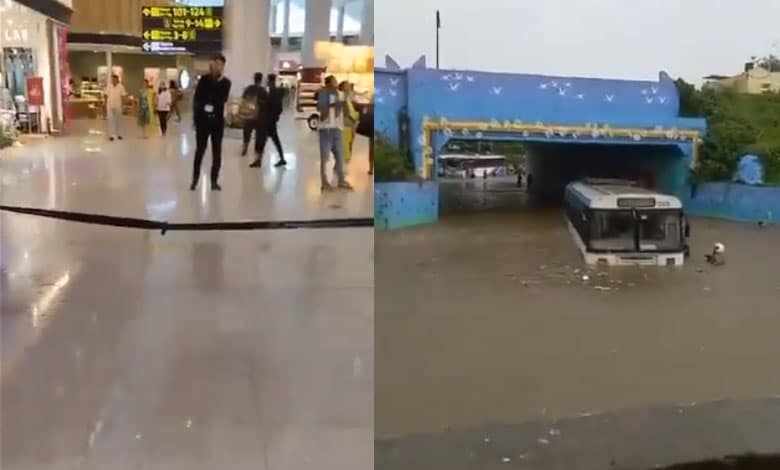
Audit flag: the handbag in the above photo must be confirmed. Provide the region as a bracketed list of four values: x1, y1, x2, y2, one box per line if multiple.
[356, 103, 373, 137]
[238, 97, 258, 121]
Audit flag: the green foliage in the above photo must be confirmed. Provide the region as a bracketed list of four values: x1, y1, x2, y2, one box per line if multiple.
[676, 78, 706, 117]
[498, 143, 527, 170]
[677, 79, 780, 184]
[0, 120, 17, 148]
[374, 134, 417, 182]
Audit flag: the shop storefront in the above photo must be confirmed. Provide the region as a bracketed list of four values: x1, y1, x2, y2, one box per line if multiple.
[63, 0, 196, 121]
[66, 48, 193, 119]
[0, 0, 72, 145]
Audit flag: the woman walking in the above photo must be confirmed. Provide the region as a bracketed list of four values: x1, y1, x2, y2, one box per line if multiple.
[169, 80, 182, 122]
[137, 79, 156, 138]
[338, 81, 359, 163]
[156, 83, 172, 136]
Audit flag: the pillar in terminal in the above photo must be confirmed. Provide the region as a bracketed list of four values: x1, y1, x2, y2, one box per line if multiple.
[281, 0, 291, 51]
[360, 0, 373, 45]
[301, 0, 332, 67]
[224, 0, 271, 91]
[336, 4, 346, 42]
[271, 3, 278, 36]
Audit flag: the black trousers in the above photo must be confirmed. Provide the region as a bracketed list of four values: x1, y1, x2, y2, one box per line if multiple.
[157, 111, 169, 135]
[242, 119, 257, 147]
[255, 119, 284, 159]
[192, 125, 224, 184]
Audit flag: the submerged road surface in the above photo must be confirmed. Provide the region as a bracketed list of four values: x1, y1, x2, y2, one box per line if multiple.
[376, 182, 780, 468]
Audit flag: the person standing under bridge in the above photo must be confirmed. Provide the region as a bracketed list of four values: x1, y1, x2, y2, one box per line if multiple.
[191, 54, 231, 191]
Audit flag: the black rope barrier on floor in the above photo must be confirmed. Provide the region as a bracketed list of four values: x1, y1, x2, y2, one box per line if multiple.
[0, 205, 374, 234]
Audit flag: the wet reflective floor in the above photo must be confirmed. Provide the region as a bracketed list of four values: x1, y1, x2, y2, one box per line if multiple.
[376, 181, 780, 468]
[1, 116, 373, 469]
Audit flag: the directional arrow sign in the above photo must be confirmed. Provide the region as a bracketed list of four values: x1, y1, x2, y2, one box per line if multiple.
[141, 5, 223, 54]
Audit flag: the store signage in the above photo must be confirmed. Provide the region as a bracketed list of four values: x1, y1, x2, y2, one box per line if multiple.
[3, 27, 30, 43]
[141, 5, 223, 54]
[26, 77, 44, 107]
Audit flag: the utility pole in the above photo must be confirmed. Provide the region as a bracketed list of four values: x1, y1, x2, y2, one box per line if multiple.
[436, 10, 441, 69]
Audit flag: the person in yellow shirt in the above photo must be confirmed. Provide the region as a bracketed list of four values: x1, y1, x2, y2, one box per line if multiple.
[339, 81, 359, 163]
[137, 78, 157, 139]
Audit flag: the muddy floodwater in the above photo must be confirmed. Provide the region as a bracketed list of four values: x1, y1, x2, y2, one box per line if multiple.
[376, 181, 780, 448]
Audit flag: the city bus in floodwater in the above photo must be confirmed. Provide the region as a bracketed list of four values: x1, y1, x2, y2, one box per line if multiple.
[564, 179, 690, 266]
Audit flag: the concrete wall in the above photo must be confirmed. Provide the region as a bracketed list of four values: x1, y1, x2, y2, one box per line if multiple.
[374, 69, 406, 144]
[375, 64, 708, 227]
[376, 67, 706, 173]
[375, 182, 439, 230]
[711, 68, 780, 94]
[686, 182, 780, 224]
[523, 142, 691, 201]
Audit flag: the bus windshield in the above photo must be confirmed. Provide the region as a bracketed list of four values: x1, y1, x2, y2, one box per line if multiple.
[589, 209, 683, 252]
[590, 210, 635, 251]
[637, 210, 682, 251]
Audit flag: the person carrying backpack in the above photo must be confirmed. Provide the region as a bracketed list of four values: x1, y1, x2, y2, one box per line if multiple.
[239, 72, 267, 157]
[250, 73, 286, 168]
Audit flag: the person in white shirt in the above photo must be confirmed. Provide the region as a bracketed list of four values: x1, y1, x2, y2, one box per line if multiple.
[105, 74, 126, 141]
[156, 84, 172, 136]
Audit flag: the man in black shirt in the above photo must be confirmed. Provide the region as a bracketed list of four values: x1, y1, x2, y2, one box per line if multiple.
[191, 54, 231, 191]
[250, 73, 286, 168]
[240, 72, 267, 157]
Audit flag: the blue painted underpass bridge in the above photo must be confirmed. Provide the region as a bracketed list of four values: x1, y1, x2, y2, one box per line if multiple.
[374, 56, 707, 228]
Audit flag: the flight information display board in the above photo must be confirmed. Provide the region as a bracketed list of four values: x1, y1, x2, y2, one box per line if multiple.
[141, 5, 223, 54]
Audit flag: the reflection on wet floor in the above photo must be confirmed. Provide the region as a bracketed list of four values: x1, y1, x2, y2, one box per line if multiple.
[376, 181, 780, 466]
[0, 117, 373, 469]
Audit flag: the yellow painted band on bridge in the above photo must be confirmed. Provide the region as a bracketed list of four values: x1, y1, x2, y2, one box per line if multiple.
[417, 119, 702, 179]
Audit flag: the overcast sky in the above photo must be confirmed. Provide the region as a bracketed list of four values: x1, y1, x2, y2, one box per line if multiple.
[375, 0, 780, 84]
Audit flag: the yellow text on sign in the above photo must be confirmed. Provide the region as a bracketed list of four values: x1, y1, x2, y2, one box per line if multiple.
[142, 6, 215, 18]
[163, 18, 222, 30]
[143, 30, 198, 41]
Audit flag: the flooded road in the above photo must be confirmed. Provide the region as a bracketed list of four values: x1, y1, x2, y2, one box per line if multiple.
[376, 181, 780, 466]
